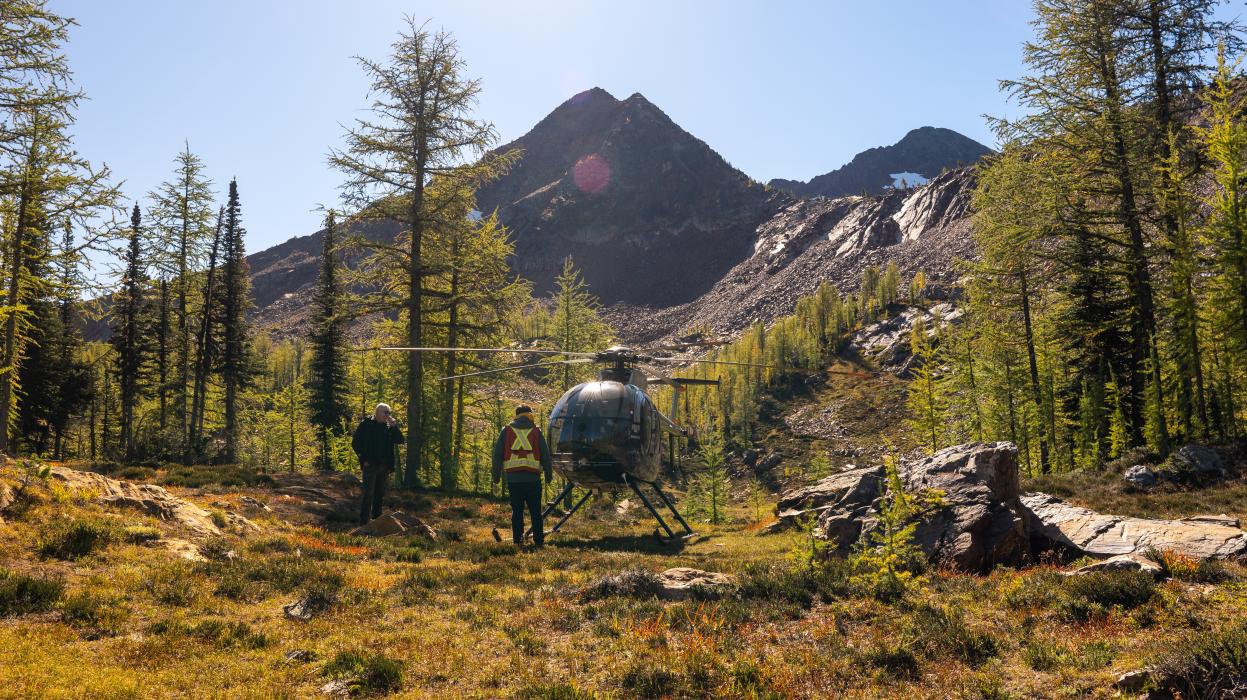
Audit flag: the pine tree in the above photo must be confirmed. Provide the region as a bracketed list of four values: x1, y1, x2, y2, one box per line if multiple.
[219, 180, 249, 464]
[306, 210, 350, 471]
[189, 207, 223, 454]
[112, 204, 147, 462]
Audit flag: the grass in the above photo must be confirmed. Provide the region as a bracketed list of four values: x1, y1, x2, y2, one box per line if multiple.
[2, 464, 1247, 698]
[1152, 621, 1247, 699]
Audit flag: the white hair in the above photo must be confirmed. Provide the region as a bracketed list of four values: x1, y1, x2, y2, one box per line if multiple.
[374, 403, 392, 415]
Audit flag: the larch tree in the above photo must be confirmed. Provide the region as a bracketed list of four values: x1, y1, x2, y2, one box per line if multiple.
[148, 144, 214, 457]
[329, 18, 514, 489]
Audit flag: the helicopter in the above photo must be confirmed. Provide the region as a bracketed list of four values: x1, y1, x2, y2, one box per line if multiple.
[380, 343, 769, 543]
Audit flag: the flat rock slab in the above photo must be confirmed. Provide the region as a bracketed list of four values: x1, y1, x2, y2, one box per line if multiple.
[51, 467, 223, 537]
[1021, 492, 1247, 560]
[1068, 553, 1164, 578]
[655, 567, 735, 601]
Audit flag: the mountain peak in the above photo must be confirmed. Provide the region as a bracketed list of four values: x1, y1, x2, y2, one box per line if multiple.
[770, 127, 993, 199]
[475, 89, 775, 305]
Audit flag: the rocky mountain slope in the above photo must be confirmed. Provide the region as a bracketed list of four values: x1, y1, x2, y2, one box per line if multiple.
[610, 165, 979, 343]
[476, 87, 781, 306]
[768, 126, 992, 199]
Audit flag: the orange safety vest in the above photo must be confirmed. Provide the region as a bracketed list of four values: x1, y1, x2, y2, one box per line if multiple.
[502, 425, 543, 473]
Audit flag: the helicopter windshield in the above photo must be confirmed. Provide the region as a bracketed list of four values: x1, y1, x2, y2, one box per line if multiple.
[550, 381, 636, 461]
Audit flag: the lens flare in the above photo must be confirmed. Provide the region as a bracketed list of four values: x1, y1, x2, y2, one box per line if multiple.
[572, 154, 610, 194]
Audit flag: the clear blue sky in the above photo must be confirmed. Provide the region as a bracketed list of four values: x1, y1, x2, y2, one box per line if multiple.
[56, 1, 1041, 255]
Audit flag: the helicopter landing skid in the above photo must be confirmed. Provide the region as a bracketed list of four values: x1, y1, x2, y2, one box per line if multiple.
[520, 478, 696, 545]
[624, 475, 696, 544]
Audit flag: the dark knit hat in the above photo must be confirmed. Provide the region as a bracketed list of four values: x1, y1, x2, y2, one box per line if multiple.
[515, 405, 533, 416]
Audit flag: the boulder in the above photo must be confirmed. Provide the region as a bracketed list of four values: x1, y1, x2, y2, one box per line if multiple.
[350, 510, 437, 539]
[1068, 553, 1163, 578]
[1170, 444, 1228, 481]
[789, 442, 1031, 572]
[851, 303, 964, 376]
[0, 482, 13, 517]
[1123, 464, 1158, 489]
[889, 442, 1031, 572]
[1020, 492, 1247, 560]
[50, 466, 223, 537]
[655, 568, 735, 601]
[771, 464, 884, 529]
[756, 452, 783, 473]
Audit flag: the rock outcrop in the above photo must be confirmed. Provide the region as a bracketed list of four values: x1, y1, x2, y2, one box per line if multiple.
[1019, 493, 1247, 560]
[851, 303, 964, 375]
[50, 467, 229, 537]
[654, 568, 735, 601]
[772, 442, 1030, 573]
[769, 441, 1247, 572]
[893, 443, 1031, 572]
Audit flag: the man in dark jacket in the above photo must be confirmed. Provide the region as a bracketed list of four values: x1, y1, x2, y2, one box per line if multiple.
[352, 402, 403, 525]
[492, 405, 553, 547]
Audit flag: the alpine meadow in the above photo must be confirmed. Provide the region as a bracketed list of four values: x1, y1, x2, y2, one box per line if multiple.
[6, 2, 1247, 698]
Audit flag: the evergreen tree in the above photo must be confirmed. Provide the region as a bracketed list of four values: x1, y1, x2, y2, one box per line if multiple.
[306, 210, 350, 471]
[549, 257, 612, 391]
[219, 179, 249, 464]
[112, 204, 147, 461]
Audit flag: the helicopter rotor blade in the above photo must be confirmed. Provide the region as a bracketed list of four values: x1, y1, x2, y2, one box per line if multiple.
[378, 346, 597, 358]
[645, 356, 776, 369]
[437, 357, 594, 381]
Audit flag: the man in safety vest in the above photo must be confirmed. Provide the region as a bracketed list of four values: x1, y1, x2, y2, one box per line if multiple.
[492, 404, 553, 547]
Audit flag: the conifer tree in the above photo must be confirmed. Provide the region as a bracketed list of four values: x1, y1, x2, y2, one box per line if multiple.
[148, 144, 214, 455]
[219, 180, 248, 464]
[330, 18, 516, 488]
[112, 204, 147, 461]
[306, 210, 350, 471]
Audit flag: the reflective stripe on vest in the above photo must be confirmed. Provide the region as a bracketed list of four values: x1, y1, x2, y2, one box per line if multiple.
[502, 426, 542, 473]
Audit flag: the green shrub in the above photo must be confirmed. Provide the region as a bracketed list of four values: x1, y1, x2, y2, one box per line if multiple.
[1057, 570, 1156, 623]
[116, 466, 156, 481]
[322, 650, 403, 696]
[1022, 639, 1069, 672]
[579, 568, 661, 602]
[208, 555, 343, 602]
[861, 640, 921, 680]
[905, 604, 1000, 666]
[122, 525, 162, 544]
[145, 561, 199, 606]
[395, 567, 450, 604]
[1152, 622, 1247, 699]
[0, 568, 64, 617]
[619, 663, 677, 697]
[199, 536, 235, 562]
[59, 591, 128, 635]
[503, 624, 546, 655]
[36, 517, 117, 560]
[1001, 570, 1063, 610]
[157, 464, 273, 489]
[149, 618, 271, 649]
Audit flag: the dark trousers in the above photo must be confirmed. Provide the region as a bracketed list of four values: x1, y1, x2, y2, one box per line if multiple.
[508, 480, 543, 546]
[360, 465, 389, 524]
